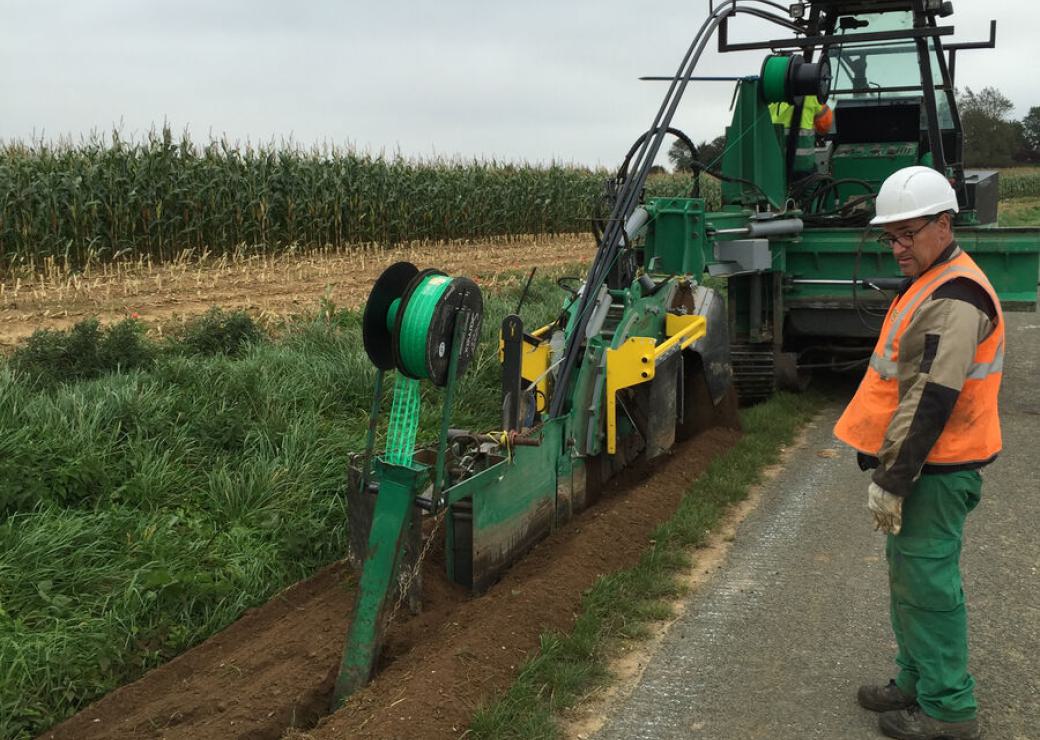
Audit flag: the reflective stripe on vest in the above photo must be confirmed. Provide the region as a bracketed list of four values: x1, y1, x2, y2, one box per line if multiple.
[878, 264, 980, 368]
[834, 249, 1004, 466]
[965, 339, 1004, 379]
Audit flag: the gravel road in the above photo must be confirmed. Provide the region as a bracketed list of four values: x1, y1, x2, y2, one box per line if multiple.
[595, 310, 1040, 740]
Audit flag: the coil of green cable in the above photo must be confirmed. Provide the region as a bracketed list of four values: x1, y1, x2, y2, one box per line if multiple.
[761, 55, 792, 103]
[389, 268, 483, 387]
[397, 273, 453, 379]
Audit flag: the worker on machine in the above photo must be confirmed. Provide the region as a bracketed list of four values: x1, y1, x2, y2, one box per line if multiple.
[834, 166, 1002, 740]
[769, 95, 832, 179]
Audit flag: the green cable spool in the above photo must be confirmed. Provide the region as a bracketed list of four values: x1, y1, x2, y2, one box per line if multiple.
[761, 55, 792, 103]
[361, 261, 483, 386]
[391, 268, 483, 387]
[385, 297, 402, 333]
[760, 53, 832, 105]
[360, 261, 483, 466]
[397, 273, 453, 379]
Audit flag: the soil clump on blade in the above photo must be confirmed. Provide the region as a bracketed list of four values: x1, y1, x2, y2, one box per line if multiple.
[43, 426, 739, 740]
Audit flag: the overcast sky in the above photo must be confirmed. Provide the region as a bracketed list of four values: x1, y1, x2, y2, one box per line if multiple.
[1, 1, 1034, 168]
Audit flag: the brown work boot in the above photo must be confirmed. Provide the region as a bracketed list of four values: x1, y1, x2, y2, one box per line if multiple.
[879, 705, 980, 740]
[857, 679, 917, 712]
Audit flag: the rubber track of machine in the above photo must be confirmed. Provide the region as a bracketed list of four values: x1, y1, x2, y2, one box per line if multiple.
[730, 344, 776, 406]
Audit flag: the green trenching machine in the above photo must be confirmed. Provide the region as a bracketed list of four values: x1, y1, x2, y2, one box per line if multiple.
[331, 0, 1040, 706]
[644, 0, 1039, 400]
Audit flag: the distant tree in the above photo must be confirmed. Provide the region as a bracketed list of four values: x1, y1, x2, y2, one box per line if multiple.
[958, 87, 1020, 167]
[697, 135, 728, 169]
[648, 164, 668, 176]
[1018, 106, 1040, 163]
[960, 86, 1013, 119]
[668, 135, 727, 172]
[668, 139, 695, 171]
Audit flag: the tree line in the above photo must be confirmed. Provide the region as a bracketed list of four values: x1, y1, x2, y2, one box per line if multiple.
[958, 87, 1039, 167]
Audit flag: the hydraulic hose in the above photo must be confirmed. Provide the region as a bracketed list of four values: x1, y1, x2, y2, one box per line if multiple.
[549, 1, 753, 419]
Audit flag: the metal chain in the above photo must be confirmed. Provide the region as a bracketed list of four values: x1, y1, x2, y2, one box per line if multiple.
[385, 506, 447, 628]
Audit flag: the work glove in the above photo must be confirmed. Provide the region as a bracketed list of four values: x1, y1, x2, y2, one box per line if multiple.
[867, 482, 903, 535]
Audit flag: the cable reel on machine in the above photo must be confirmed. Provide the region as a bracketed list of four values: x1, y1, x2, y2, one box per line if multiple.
[362, 261, 483, 387]
[337, 261, 483, 706]
[760, 53, 831, 105]
[360, 261, 483, 467]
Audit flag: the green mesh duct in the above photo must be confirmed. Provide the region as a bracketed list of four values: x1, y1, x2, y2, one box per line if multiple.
[384, 373, 422, 466]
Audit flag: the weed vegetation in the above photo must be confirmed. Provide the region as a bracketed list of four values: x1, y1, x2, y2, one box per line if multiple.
[0, 272, 568, 739]
[9, 318, 157, 388]
[999, 197, 1040, 227]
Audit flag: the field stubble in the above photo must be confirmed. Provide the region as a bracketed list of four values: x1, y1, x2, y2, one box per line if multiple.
[0, 234, 595, 349]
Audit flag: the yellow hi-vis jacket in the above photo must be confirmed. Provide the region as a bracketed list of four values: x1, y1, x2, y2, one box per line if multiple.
[769, 97, 830, 174]
[769, 96, 829, 133]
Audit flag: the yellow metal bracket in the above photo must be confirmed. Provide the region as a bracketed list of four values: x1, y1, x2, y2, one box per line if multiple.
[603, 314, 707, 455]
[521, 339, 551, 412]
[499, 322, 554, 413]
[662, 313, 707, 354]
[604, 337, 656, 454]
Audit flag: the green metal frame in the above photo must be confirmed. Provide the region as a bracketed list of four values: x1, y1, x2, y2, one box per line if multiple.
[720, 78, 787, 209]
[332, 311, 470, 709]
[784, 227, 1040, 308]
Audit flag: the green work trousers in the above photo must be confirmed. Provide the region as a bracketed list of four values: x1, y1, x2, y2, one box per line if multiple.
[886, 470, 982, 723]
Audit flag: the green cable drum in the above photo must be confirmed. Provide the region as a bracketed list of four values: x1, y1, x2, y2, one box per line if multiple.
[361, 262, 483, 467]
[760, 53, 832, 105]
[391, 267, 483, 387]
[361, 262, 484, 385]
[761, 55, 793, 103]
[397, 273, 453, 377]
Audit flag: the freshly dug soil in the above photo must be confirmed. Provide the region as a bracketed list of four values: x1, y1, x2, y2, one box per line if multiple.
[43, 425, 740, 740]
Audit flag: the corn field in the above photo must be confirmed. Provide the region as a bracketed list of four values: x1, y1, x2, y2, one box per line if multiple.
[0, 129, 609, 270]
[997, 172, 1040, 200]
[2, 127, 1036, 272]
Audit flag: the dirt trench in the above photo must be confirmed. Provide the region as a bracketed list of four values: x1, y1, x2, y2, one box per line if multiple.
[42, 424, 740, 740]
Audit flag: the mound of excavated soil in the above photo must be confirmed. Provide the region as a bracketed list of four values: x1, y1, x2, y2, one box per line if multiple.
[43, 425, 740, 740]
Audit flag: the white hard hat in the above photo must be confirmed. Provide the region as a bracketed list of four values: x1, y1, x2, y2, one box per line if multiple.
[870, 166, 959, 226]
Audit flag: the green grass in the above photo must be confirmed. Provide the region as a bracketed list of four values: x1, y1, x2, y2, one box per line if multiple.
[468, 391, 828, 739]
[0, 270, 571, 739]
[998, 197, 1040, 227]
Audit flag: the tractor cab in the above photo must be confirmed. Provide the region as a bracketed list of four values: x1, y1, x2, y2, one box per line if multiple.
[815, 8, 1000, 222]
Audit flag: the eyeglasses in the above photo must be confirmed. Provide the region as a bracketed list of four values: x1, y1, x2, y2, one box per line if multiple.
[875, 215, 939, 249]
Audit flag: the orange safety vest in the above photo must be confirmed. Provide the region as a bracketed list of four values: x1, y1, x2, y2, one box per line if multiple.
[834, 249, 1004, 465]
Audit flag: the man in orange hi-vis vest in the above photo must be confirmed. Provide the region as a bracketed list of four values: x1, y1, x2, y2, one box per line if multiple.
[834, 166, 1002, 740]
